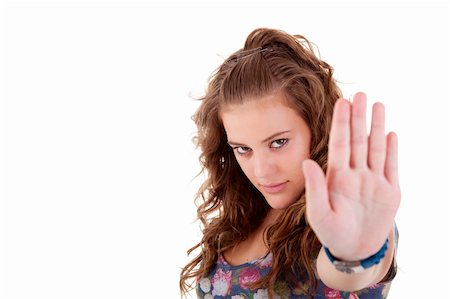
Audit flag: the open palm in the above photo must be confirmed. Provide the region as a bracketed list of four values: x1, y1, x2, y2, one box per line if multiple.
[302, 92, 401, 261]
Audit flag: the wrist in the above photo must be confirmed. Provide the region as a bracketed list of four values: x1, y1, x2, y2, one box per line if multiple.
[323, 238, 389, 274]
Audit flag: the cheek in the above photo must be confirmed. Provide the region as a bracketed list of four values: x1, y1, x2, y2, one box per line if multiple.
[286, 160, 305, 183]
[286, 144, 310, 166]
[236, 158, 253, 179]
[234, 157, 260, 188]
[284, 149, 309, 180]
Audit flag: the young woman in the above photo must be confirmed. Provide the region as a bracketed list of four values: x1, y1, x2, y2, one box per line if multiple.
[180, 28, 400, 299]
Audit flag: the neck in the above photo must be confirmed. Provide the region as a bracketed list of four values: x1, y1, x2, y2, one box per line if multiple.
[264, 208, 283, 226]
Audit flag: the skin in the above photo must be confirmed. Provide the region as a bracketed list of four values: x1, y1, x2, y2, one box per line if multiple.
[221, 89, 400, 290]
[303, 92, 400, 261]
[221, 89, 311, 265]
[222, 90, 311, 212]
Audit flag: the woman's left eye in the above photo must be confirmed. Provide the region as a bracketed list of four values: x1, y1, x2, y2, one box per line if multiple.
[271, 139, 288, 148]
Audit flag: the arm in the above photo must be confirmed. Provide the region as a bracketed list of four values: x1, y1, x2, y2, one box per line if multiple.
[302, 93, 401, 292]
[316, 225, 396, 292]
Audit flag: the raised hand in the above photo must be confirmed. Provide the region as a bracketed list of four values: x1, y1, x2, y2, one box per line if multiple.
[302, 92, 401, 261]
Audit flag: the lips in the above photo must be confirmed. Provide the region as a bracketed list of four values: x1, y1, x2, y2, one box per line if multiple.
[260, 182, 288, 194]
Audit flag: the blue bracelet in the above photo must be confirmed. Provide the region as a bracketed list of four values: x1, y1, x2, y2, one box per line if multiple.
[323, 238, 389, 274]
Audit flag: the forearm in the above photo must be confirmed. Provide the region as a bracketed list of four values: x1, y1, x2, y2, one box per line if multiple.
[316, 227, 396, 292]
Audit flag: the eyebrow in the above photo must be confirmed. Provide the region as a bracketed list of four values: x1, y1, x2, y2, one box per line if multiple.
[227, 130, 292, 146]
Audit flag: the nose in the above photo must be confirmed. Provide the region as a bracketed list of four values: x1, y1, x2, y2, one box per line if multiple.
[253, 151, 276, 179]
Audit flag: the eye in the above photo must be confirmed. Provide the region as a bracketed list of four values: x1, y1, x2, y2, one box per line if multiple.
[234, 146, 251, 155]
[271, 139, 288, 149]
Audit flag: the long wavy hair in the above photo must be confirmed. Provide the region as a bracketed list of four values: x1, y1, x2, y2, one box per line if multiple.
[180, 28, 394, 298]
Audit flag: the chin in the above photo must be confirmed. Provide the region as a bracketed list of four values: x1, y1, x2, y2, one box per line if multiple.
[264, 190, 301, 210]
[265, 197, 295, 210]
[269, 203, 292, 210]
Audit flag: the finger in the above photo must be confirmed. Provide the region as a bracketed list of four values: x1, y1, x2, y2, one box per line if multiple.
[328, 99, 351, 171]
[302, 159, 332, 226]
[350, 92, 368, 168]
[385, 132, 399, 185]
[368, 102, 386, 173]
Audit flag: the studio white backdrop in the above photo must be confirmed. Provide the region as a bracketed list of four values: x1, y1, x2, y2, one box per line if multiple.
[0, 1, 449, 298]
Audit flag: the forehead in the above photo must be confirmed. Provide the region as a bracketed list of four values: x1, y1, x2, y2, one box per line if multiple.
[220, 90, 310, 143]
[220, 88, 291, 117]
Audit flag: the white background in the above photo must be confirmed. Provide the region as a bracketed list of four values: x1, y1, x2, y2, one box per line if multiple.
[0, 1, 449, 298]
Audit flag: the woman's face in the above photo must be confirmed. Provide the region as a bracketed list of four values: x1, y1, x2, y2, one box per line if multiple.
[221, 90, 311, 210]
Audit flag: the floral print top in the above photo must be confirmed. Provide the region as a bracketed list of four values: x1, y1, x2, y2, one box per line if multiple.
[196, 249, 394, 299]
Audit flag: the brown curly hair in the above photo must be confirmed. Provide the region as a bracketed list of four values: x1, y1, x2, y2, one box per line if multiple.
[180, 28, 394, 298]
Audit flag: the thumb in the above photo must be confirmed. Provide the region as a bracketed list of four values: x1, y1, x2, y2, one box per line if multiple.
[302, 159, 331, 227]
